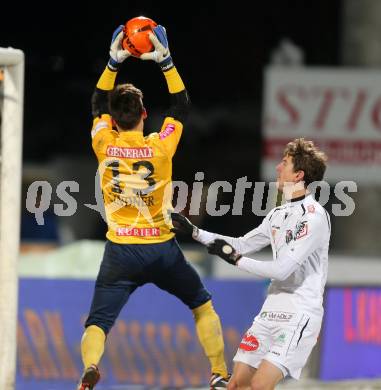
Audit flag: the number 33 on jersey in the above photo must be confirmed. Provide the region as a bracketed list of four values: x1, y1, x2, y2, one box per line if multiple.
[91, 113, 182, 244]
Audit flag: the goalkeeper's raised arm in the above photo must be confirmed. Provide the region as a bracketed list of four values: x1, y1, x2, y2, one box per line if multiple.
[91, 25, 131, 118]
[141, 26, 191, 125]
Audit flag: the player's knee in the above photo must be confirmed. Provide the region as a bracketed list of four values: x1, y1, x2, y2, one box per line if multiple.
[192, 299, 214, 318]
[250, 377, 272, 390]
[85, 320, 111, 336]
[192, 291, 212, 310]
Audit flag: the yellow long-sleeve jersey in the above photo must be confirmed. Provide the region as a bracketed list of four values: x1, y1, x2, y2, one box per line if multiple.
[91, 114, 182, 244]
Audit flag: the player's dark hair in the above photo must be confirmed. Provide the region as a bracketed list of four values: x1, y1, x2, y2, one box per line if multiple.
[108, 83, 144, 130]
[284, 138, 328, 187]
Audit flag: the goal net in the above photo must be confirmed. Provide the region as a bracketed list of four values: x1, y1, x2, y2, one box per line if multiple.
[0, 47, 24, 390]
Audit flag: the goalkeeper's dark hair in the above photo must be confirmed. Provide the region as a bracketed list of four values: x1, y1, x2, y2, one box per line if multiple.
[108, 84, 144, 130]
[284, 138, 328, 187]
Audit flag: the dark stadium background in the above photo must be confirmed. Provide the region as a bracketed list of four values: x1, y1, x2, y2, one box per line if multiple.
[1, 1, 342, 240]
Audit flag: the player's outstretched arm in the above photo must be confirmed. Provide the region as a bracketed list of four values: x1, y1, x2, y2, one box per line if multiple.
[208, 213, 327, 280]
[140, 26, 190, 123]
[171, 212, 256, 254]
[207, 239, 299, 280]
[91, 26, 131, 118]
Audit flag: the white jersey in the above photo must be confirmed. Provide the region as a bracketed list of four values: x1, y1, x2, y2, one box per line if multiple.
[196, 194, 331, 317]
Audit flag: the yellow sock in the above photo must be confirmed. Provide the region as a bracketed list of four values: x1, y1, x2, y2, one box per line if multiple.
[81, 325, 106, 369]
[192, 300, 228, 378]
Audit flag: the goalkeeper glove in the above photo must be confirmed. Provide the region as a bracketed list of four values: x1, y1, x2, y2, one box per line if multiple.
[207, 239, 242, 265]
[108, 25, 131, 70]
[170, 212, 199, 238]
[140, 25, 174, 71]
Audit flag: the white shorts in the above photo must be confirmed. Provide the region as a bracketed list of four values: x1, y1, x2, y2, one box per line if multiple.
[233, 310, 321, 379]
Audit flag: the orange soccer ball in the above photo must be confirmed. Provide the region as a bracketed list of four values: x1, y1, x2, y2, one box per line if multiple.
[122, 16, 158, 57]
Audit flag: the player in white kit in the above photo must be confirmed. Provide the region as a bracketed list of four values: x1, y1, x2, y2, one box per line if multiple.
[172, 138, 330, 389]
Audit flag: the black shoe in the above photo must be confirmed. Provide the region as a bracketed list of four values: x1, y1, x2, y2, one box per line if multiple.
[210, 373, 231, 390]
[77, 364, 100, 390]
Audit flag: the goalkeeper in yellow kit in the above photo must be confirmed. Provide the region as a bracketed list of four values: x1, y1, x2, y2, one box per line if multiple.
[77, 25, 230, 390]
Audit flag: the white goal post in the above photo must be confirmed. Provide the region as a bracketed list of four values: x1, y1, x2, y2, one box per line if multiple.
[0, 47, 24, 390]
